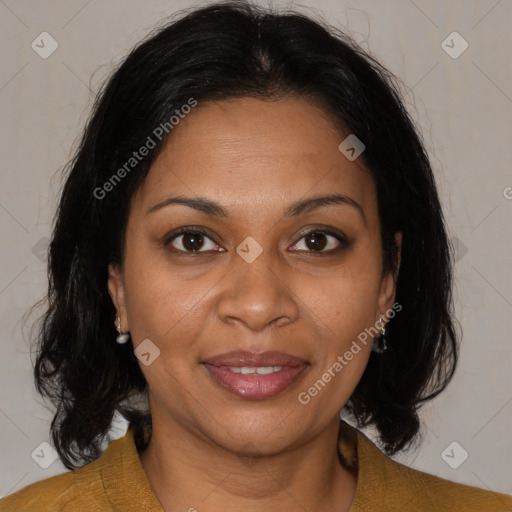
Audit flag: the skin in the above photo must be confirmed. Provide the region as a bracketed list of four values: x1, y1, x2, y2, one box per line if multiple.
[108, 96, 402, 512]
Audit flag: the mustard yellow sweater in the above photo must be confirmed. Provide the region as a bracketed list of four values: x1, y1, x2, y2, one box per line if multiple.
[1, 421, 511, 511]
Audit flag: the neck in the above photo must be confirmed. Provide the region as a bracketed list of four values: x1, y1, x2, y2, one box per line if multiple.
[139, 412, 357, 512]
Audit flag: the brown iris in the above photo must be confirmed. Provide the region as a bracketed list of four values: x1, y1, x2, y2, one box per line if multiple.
[182, 232, 205, 251]
[304, 231, 327, 251]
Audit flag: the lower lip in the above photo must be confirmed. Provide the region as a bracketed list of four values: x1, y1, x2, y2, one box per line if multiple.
[203, 363, 308, 400]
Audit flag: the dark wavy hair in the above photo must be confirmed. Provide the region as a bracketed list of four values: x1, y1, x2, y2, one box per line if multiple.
[31, 0, 458, 469]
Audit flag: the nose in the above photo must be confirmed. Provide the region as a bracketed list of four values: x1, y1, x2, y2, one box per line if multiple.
[216, 248, 299, 333]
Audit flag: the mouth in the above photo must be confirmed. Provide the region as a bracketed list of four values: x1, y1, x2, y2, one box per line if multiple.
[202, 350, 309, 400]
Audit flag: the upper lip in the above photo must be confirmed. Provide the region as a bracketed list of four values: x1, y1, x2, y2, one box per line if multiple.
[203, 350, 308, 367]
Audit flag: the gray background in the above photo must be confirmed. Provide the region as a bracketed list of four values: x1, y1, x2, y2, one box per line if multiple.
[1, 0, 511, 499]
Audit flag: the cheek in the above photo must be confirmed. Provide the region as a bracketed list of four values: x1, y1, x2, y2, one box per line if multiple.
[299, 257, 381, 398]
[121, 246, 220, 353]
[298, 267, 379, 411]
[311, 259, 382, 335]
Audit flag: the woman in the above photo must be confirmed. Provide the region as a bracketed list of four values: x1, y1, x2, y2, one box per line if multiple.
[1, 2, 511, 511]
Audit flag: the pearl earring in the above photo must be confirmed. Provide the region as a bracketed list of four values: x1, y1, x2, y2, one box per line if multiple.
[115, 316, 130, 344]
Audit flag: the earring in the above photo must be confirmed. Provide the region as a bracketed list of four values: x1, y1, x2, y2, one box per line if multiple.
[372, 315, 388, 353]
[115, 316, 130, 344]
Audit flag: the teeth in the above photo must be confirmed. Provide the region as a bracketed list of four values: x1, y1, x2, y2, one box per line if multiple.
[228, 366, 283, 375]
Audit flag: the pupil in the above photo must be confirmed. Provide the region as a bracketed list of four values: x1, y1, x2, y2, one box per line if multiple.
[306, 232, 326, 251]
[183, 232, 203, 251]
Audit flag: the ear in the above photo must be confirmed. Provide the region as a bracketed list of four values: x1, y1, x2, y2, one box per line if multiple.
[377, 231, 402, 315]
[108, 263, 129, 331]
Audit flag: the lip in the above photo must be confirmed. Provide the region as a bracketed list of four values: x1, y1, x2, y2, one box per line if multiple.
[203, 364, 308, 400]
[203, 350, 308, 367]
[202, 351, 309, 400]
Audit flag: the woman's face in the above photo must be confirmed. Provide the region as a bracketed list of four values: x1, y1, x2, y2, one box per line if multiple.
[108, 96, 400, 454]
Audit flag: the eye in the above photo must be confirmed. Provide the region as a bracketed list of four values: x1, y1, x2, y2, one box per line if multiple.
[165, 229, 225, 253]
[289, 229, 346, 253]
[164, 227, 347, 255]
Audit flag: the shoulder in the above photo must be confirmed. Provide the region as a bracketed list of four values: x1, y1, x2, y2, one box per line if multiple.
[0, 440, 116, 512]
[0, 427, 160, 512]
[341, 421, 512, 511]
[387, 457, 512, 511]
[0, 470, 106, 511]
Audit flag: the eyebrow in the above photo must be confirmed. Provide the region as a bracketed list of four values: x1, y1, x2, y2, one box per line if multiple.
[146, 193, 366, 224]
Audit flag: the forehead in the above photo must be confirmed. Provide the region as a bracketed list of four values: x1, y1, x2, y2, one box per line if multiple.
[132, 96, 376, 220]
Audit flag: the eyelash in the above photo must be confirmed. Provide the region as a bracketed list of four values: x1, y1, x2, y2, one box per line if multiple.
[163, 226, 348, 256]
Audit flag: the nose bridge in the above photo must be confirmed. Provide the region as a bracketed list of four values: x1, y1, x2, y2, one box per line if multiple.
[216, 242, 298, 331]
